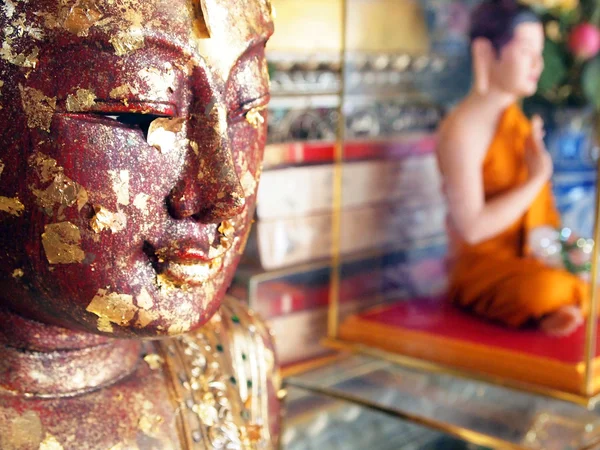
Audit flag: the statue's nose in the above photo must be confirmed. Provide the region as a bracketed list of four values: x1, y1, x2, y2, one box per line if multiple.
[166, 103, 245, 223]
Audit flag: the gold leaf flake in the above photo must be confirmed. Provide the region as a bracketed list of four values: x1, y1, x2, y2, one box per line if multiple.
[218, 220, 235, 237]
[9, 411, 43, 448]
[42, 222, 85, 264]
[167, 320, 192, 335]
[0, 197, 24, 216]
[3, 1, 16, 19]
[240, 171, 257, 196]
[109, 30, 144, 56]
[0, 158, 4, 178]
[147, 118, 185, 153]
[86, 288, 137, 327]
[90, 205, 127, 233]
[109, 84, 137, 99]
[30, 152, 60, 184]
[19, 85, 56, 132]
[29, 153, 89, 212]
[0, 42, 39, 68]
[135, 287, 159, 327]
[12, 269, 24, 278]
[138, 65, 176, 98]
[33, 173, 88, 211]
[77, 188, 89, 211]
[97, 316, 114, 333]
[138, 413, 163, 436]
[133, 193, 149, 212]
[108, 170, 130, 206]
[136, 308, 159, 328]
[137, 287, 154, 309]
[66, 88, 97, 112]
[143, 354, 164, 370]
[63, 2, 103, 36]
[39, 434, 65, 450]
[245, 106, 266, 129]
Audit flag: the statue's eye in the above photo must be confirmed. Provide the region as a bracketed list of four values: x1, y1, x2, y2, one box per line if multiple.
[103, 113, 167, 138]
[230, 95, 269, 121]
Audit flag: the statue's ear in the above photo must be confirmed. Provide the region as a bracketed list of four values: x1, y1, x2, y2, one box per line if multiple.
[472, 37, 494, 95]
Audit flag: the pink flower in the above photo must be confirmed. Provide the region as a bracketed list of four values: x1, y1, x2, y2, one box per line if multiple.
[568, 23, 600, 60]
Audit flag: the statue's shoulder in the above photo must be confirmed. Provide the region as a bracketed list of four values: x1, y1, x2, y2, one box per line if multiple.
[162, 296, 281, 449]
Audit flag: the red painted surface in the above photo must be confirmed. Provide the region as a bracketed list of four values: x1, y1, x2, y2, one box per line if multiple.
[358, 297, 600, 364]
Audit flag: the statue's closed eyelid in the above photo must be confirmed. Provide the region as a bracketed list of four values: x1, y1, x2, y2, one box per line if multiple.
[56, 100, 178, 117]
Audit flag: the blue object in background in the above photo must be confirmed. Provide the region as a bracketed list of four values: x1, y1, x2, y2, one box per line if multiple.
[543, 108, 598, 238]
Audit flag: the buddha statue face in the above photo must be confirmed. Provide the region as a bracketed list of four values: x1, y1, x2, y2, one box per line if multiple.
[0, 0, 273, 337]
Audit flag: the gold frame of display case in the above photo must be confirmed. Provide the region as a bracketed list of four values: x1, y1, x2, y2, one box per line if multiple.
[323, 0, 600, 417]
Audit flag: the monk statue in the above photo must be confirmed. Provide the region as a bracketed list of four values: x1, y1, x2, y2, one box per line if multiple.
[437, 0, 588, 337]
[0, 0, 280, 448]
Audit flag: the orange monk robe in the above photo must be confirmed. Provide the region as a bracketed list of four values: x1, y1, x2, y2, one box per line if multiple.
[445, 104, 587, 328]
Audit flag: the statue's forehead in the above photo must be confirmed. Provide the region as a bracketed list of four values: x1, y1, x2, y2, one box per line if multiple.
[2, 0, 273, 76]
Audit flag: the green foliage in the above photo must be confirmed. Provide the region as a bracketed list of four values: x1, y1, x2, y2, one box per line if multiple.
[582, 55, 600, 108]
[538, 38, 568, 94]
[528, 0, 600, 108]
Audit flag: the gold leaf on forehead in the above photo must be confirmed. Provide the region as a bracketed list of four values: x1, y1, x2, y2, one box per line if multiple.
[109, 83, 138, 99]
[137, 65, 176, 97]
[42, 222, 86, 264]
[1, 42, 39, 69]
[109, 29, 145, 56]
[66, 88, 97, 112]
[0, 196, 25, 216]
[90, 205, 127, 233]
[108, 170, 130, 206]
[87, 288, 137, 327]
[39, 434, 65, 450]
[19, 85, 56, 132]
[63, 2, 103, 36]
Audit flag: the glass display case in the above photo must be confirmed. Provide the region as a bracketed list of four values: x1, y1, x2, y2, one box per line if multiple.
[261, 0, 600, 447]
[326, 0, 600, 414]
[285, 354, 600, 449]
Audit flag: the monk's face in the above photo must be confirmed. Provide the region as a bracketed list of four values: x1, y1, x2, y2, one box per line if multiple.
[0, 0, 273, 337]
[490, 22, 545, 97]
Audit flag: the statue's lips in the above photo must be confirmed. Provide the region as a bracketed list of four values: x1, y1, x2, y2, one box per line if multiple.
[156, 245, 227, 286]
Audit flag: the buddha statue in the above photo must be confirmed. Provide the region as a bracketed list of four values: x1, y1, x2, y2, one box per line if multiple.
[0, 0, 280, 448]
[437, 0, 588, 337]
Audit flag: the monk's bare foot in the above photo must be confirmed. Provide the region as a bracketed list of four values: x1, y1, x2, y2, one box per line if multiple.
[539, 306, 584, 337]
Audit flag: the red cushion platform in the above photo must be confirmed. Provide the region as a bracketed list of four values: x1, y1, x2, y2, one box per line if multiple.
[339, 297, 600, 395]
